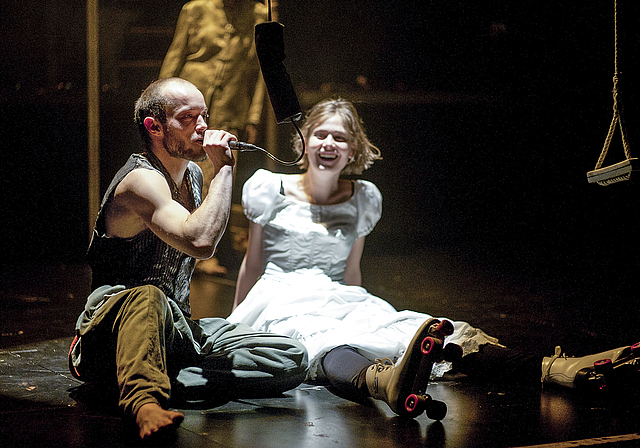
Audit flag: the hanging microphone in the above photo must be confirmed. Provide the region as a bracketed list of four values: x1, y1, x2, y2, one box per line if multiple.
[255, 22, 302, 124]
[229, 140, 261, 151]
[221, 6, 305, 167]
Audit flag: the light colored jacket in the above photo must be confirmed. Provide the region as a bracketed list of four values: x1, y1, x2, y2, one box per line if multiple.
[160, 0, 267, 131]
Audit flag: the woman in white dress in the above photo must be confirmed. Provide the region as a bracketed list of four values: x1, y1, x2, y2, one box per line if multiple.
[228, 99, 638, 415]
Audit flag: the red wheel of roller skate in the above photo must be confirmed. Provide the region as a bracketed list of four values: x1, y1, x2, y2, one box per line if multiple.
[405, 393, 420, 413]
[425, 398, 447, 421]
[594, 358, 612, 370]
[593, 358, 612, 391]
[404, 393, 425, 418]
[421, 336, 436, 355]
[404, 394, 448, 420]
[439, 319, 454, 336]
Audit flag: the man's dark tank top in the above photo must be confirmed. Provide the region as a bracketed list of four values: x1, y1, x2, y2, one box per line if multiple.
[87, 153, 203, 316]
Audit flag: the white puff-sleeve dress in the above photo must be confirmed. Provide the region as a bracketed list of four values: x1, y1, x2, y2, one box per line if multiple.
[227, 169, 500, 380]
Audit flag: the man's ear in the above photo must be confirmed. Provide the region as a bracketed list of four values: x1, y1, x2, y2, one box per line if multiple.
[143, 117, 163, 137]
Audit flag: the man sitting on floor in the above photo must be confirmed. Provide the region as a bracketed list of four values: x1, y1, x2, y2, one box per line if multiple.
[69, 77, 308, 439]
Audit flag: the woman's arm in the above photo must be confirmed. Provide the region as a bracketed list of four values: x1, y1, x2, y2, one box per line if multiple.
[343, 236, 365, 286]
[233, 220, 265, 309]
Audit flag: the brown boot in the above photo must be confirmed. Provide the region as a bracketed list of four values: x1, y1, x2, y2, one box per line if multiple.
[366, 318, 454, 415]
[542, 343, 640, 391]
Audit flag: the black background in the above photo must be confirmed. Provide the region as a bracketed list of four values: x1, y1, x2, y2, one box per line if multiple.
[1, 1, 638, 319]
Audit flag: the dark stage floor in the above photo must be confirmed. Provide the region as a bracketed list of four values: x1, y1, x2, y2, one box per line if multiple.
[2, 249, 640, 448]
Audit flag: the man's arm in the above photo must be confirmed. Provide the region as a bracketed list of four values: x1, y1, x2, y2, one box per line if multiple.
[108, 132, 235, 259]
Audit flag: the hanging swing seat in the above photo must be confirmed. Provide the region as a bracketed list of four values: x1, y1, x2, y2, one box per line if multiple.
[586, 88, 635, 186]
[587, 157, 637, 186]
[587, 0, 635, 186]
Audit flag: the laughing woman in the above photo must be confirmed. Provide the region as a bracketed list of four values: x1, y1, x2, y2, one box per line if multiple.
[227, 98, 638, 415]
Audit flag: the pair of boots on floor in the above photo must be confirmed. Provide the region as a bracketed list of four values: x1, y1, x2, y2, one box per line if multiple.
[324, 318, 639, 416]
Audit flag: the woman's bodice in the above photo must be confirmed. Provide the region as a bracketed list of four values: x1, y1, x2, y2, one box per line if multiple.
[242, 169, 382, 283]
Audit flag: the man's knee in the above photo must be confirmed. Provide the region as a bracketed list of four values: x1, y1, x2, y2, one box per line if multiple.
[129, 284, 165, 303]
[288, 338, 309, 372]
[261, 335, 309, 375]
[124, 285, 171, 316]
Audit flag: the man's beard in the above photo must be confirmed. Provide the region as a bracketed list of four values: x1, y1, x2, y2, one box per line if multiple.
[163, 127, 207, 162]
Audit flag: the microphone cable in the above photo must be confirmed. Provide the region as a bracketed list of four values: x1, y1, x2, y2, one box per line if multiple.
[229, 120, 305, 167]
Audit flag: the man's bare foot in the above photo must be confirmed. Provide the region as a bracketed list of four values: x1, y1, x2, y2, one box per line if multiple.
[136, 402, 184, 439]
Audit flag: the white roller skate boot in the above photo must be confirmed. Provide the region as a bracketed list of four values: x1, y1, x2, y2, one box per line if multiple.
[365, 318, 461, 419]
[541, 342, 640, 391]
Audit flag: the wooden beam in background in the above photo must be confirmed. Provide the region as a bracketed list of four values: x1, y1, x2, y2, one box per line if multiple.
[86, 0, 100, 240]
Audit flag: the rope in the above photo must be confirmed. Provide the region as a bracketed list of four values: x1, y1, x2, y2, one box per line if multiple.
[594, 0, 632, 171]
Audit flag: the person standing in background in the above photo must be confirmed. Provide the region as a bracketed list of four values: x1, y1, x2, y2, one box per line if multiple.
[160, 0, 268, 275]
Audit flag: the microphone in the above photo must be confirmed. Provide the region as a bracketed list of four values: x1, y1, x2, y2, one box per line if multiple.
[229, 141, 261, 151]
[255, 22, 302, 124]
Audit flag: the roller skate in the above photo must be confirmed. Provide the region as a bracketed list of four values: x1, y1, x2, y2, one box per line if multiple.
[542, 342, 640, 394]
[366, 318, 462, 420]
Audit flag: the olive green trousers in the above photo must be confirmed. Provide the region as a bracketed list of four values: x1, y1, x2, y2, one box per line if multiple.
[70, 285, 308, 417]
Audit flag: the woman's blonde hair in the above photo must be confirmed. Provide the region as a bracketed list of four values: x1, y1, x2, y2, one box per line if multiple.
[292, 98, 381, 175]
